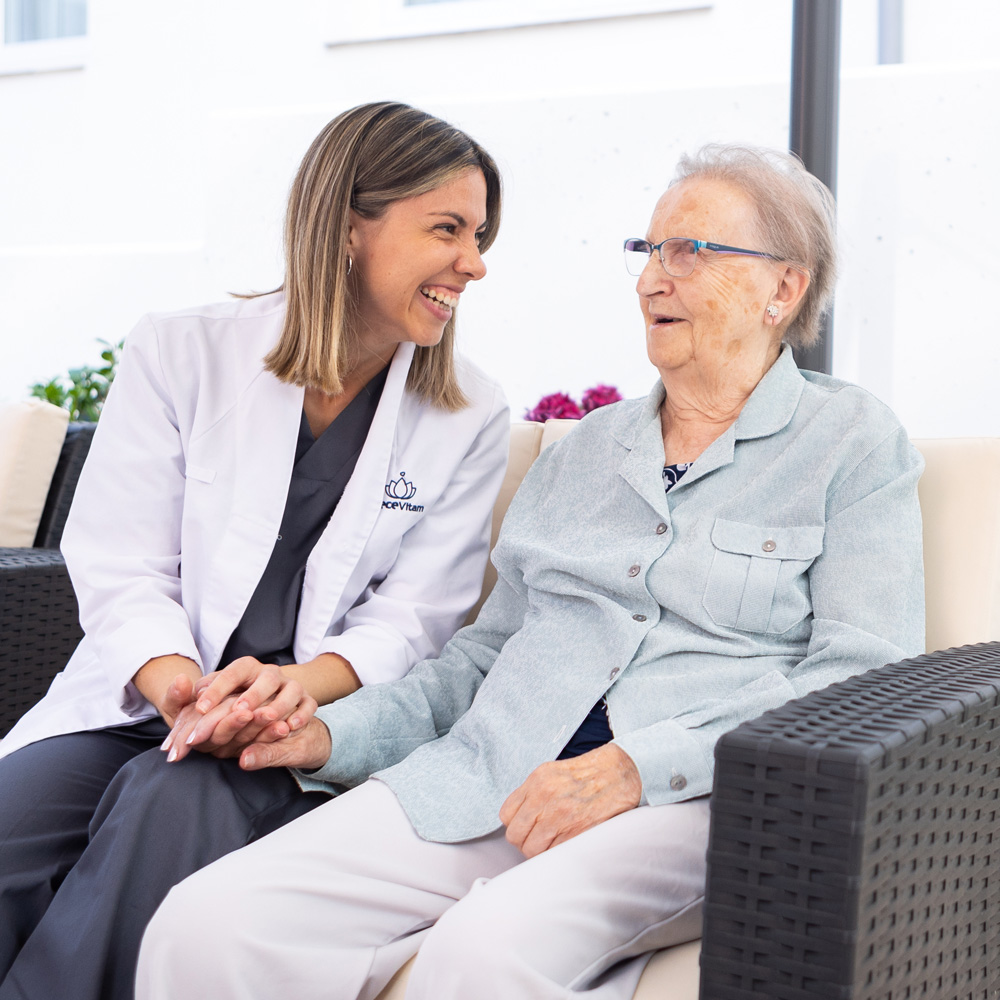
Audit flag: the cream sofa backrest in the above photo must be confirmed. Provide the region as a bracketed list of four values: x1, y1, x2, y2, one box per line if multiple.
[0, 400, 69, 547]
[473, 425, 1000, 657]
[912, 438, 1000, 652]
[464, 421, 545, 624]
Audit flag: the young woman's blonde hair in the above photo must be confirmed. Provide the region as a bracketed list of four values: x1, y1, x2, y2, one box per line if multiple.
[262, 102, 502, 410]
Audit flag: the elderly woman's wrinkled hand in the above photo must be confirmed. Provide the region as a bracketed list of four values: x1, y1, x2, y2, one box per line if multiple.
[238, 716, 333, 772]
[499, 743, 643, 858]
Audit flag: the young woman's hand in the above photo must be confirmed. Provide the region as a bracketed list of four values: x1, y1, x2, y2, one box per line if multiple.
[159, 692, 253, 761]
[161, 658, 317, 763]
[195, 653, 360, 715]
[132, 654, 202, 728]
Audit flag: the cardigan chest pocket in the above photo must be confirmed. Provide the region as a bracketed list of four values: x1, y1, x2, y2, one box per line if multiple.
[703, 519, 825, 634]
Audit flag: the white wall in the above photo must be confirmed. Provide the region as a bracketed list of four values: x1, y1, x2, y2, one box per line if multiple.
[1, 0, 998, 439]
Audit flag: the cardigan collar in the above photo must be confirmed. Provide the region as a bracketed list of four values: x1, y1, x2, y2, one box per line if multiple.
[612, 343, 806, 503]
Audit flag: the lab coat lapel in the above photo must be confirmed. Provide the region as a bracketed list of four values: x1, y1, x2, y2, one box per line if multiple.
[294, 342, 416, 660]
[199, 369, 304, 670]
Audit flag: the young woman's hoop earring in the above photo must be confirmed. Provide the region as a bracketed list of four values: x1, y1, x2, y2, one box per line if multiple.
[347, 255, 353, 276]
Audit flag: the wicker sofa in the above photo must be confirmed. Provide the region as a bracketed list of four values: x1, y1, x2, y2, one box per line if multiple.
[0, 420, 94, 733]
[2, 422, 999, 998]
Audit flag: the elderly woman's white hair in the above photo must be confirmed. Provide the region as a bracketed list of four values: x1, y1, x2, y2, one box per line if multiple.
[672, 144, 837, 349]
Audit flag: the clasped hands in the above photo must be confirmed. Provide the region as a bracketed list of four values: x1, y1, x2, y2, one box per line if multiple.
[159, 657, 322, 767]
[155, 656, 643, 858]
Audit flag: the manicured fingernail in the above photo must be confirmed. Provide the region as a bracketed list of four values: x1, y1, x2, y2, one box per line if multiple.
[160, 735, 172, 751]
[185, 730, 197, 745]
[197, 700, 211, 713]
[289, 717, 301, 729]
[243, 753, 255, 768]
[236, 701, 249, 712]
[167, 746, 179, 762]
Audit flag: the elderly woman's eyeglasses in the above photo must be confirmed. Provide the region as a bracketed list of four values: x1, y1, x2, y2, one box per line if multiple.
[623, 237, 775, 278]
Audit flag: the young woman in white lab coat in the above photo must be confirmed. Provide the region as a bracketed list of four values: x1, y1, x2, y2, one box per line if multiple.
[0, 102, 509, 1000]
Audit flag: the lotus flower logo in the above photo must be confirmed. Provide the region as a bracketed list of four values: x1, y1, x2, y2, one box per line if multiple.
[385, 472, 417, 501]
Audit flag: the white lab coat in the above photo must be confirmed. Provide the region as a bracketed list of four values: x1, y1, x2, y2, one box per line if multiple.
[0, 293, 509, 759]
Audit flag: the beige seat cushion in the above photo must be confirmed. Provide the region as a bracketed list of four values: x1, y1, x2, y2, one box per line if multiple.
[912, 438, 1000, 653]
[374, 938, 700, 1000]
[0, 399, 69, 546]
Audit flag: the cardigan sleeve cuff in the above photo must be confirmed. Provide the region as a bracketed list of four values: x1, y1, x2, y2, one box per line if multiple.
[294, 699, 374, 788]
[612, 719, 715, 806]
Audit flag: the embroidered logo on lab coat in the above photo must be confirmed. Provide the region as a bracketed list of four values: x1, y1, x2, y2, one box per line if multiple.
[383, 472, 424, 512]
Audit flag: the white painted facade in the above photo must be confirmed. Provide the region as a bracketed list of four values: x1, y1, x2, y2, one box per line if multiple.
[1, 0, 997, 438]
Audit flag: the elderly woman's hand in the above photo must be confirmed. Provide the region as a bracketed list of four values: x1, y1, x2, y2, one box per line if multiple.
[238, 716, 333, 772]
[499, 743, 643, 858]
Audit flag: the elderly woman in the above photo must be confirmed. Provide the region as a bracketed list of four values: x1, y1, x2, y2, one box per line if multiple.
[137, 145, 924, 1000]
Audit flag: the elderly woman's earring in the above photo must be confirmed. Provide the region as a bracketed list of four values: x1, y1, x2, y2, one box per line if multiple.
[347, 255, 353, 276]
[766, 304, 780, 320]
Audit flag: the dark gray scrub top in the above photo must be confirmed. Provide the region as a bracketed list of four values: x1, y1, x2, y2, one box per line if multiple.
[220, 367, 388, 668]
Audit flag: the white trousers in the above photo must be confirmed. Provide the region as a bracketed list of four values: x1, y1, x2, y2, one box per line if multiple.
[136, 780, 709, 1000]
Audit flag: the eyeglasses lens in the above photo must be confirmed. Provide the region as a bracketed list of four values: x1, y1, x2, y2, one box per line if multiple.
[661, 239, 697, 276]
[623, 239, 698, 277]
[623, 240, 650, 277]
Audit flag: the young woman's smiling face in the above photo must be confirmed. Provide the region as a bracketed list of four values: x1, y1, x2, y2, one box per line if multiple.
[348, 167, 489, 355]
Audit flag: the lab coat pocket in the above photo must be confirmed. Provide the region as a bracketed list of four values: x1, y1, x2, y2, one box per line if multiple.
[703, 519, 825, 634]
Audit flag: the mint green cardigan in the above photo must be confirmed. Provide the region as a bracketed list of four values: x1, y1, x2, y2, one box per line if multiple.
[305, 347, 925, 842]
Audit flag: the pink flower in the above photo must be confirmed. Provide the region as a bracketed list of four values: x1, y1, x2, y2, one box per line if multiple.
[580, 384, 623, 412]
[524, 392, 584, 422]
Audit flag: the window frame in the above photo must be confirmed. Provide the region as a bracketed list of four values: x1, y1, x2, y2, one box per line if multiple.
[0, 0, 86, 76]
[325, 0, 711, 46]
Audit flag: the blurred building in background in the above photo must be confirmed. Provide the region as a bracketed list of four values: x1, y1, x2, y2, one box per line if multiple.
[1, 0, 997, 434]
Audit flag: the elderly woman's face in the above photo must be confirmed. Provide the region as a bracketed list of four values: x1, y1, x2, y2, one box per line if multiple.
[637, 177, 781, 377]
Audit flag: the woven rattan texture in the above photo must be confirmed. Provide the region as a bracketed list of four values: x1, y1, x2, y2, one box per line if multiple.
[701, 643, 1000, 1000]
[0, 548, 81, 737]
[33, 421, 96, 549]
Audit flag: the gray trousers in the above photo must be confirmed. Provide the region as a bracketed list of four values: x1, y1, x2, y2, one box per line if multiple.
[0, 719, 326, 1000]
[138, 779, 709, 1000]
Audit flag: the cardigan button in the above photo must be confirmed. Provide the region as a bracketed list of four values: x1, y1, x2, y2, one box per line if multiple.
[632, 614, 647, 622]
[627, 564, 641, 577]
[762, 539, 776, 553]
[670, 775, 687, 791]
[655, 523, 668, 535]
[609, 667, 620, 680]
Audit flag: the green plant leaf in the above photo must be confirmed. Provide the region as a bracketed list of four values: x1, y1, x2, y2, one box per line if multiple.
[28, 338, 122, 421]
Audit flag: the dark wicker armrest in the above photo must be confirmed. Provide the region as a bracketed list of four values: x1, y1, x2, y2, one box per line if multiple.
[0, 547, 82, 737]
[33, 421, 96, 549]
[701, 642, 1000, 999]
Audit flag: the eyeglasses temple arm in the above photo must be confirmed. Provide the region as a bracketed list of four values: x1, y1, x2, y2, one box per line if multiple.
[701, 241, 773, 260]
